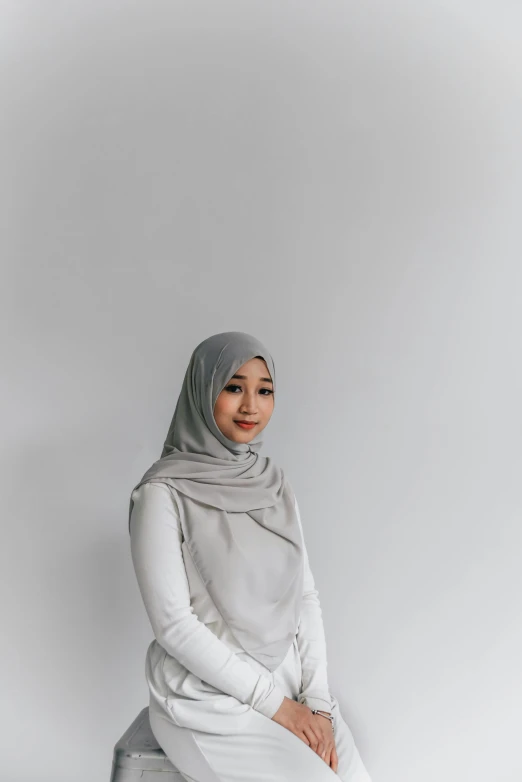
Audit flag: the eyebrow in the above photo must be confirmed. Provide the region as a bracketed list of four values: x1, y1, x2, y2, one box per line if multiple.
[231, 373, 273, 384]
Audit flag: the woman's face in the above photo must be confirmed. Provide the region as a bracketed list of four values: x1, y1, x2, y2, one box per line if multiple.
[213, 357, 274, 442]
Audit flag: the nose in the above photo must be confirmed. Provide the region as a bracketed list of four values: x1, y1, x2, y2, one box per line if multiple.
[239, 398, 257, 414]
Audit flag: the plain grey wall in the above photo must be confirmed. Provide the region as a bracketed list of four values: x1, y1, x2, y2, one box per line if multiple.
[4, 2, 521, 781]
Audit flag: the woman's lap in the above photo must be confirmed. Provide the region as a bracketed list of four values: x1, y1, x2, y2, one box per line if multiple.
[148, 695, 371, 782]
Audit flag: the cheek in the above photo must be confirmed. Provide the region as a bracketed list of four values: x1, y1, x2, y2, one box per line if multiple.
[261, 395, 275, 416]
[214, 393, 235, 418]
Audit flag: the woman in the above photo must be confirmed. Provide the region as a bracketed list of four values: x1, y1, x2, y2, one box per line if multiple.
[129, 331, 372, 782]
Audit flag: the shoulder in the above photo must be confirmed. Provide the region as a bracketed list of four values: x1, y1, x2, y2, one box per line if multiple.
[130, 481, 181, 526]
[131, 481, 176, 502]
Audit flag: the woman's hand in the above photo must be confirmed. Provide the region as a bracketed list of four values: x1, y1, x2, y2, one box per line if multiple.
[311, 712, 338, 772]
[271, 697, 338, 771]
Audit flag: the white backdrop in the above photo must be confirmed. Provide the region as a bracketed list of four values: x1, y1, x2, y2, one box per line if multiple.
[4, 3, 521, 781]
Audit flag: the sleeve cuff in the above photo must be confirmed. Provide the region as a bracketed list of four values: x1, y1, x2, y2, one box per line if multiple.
[253, 683, 287, 719]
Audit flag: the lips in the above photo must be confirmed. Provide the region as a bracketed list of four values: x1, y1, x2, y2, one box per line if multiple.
[235, 420, 257, 428]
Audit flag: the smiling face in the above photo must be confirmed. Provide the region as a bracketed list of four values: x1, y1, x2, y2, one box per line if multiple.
[213, 356, 274, 443]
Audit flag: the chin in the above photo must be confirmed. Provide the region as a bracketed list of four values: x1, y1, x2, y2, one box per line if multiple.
[228, 428, 257, 443]
[231, 432, 255, 443]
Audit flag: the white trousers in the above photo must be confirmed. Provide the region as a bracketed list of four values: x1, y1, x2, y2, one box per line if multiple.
[149, 694, 372, 782]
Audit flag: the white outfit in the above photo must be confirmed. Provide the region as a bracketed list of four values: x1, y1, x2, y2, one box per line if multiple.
[130, 482, 372, 782]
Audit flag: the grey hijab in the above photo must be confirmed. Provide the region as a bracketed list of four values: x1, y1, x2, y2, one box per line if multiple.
[128, 331, 304, 672]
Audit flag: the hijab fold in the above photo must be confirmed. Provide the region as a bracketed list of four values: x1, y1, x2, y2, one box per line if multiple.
[128, 331, 304, 672]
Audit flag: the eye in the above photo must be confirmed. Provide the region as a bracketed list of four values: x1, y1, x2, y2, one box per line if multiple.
[224, 384, 274, 396]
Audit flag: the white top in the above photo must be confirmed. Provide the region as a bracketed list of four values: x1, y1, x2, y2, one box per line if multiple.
[130, 482, 332, 730]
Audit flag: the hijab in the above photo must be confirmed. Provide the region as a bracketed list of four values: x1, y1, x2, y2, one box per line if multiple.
[128, 331, 304, 672]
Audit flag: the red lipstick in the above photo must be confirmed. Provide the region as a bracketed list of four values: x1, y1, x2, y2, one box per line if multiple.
[235, 421, 257, 429]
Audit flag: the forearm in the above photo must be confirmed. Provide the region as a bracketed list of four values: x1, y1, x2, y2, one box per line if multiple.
[148, 596, 285, 717]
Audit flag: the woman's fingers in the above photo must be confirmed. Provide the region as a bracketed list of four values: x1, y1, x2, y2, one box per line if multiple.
[302, 722, 323, 753]
[297, 731, 310, 746]
[329, 743, 339, 772]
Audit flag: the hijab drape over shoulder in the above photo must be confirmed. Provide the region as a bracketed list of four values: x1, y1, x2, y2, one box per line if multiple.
[128, 331, 304, 672]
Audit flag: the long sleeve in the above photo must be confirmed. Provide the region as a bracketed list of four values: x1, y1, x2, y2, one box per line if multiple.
[129, 482, 286, 719]
[294, 498, 333, 713]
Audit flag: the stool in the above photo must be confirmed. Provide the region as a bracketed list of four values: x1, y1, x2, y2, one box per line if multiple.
[110, 706, 183, 781]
